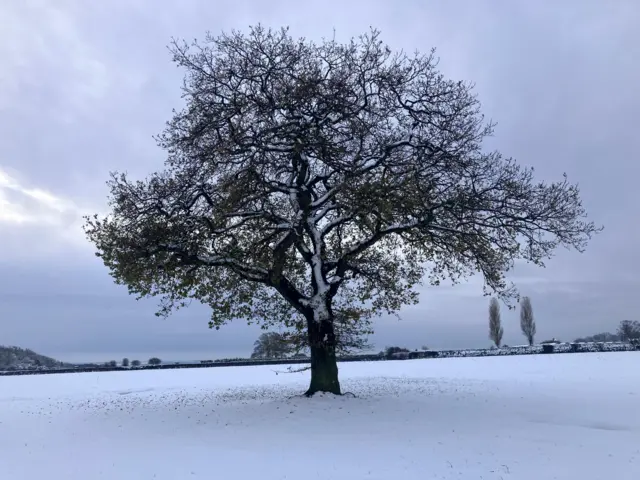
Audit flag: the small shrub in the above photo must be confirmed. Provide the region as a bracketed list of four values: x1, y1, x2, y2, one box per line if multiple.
[385, 346, 410, 360]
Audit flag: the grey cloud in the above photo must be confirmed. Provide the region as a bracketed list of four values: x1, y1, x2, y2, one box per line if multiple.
[0, 0, 638, 362]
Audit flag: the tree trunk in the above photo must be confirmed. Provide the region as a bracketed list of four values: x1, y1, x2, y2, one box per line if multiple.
[305, 315, 341, 396]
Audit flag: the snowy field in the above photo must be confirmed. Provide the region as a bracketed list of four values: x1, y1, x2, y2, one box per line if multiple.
[1, 353, 639, 479]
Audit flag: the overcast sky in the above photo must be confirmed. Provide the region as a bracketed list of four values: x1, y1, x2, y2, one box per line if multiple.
[1, 0, 638, 363]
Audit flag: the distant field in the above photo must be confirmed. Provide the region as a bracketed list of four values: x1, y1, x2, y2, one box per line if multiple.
[1, 352, 638, 479]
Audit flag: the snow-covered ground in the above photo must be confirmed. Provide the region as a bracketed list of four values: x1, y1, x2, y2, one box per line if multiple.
[1, 353, 638, 479]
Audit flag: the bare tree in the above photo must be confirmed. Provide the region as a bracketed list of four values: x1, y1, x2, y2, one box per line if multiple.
[488, 298, 504, 347]
[520, 296, 536, 346]
[84, 26, 599, 396]
[148, 357, 162, 365]
[131, 360, 141, 367]
[617, 320, 640, 342]
[122, 357, 130, 367]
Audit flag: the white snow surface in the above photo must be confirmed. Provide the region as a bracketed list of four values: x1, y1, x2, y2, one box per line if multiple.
[1, 353, 639, 479]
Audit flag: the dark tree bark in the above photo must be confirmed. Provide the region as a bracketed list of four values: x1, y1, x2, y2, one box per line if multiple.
[283, 309, 373, 358]
[305, 315, 341, 396]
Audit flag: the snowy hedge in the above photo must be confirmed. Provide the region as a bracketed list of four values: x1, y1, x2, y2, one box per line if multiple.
[429, 341, 636, 359]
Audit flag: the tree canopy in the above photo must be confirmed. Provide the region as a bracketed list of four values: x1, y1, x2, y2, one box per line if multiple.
[251, 332, 290, 359]
[85, 26, 600, 395]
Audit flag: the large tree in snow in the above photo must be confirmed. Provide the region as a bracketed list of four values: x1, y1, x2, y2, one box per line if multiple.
[84, 26, 599, 396]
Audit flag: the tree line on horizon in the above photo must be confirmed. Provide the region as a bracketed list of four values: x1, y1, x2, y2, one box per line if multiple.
[102, 358, 162, 368]
[251, 296, 639, 360]
[487, 297, 639, 348]
[573, 320, 640, 343]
